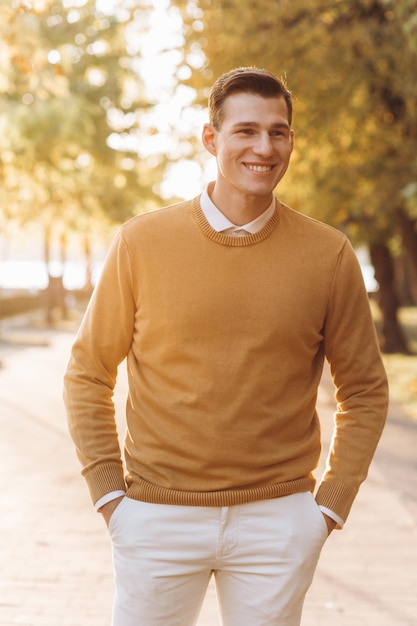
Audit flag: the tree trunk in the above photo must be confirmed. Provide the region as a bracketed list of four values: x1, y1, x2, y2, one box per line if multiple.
[395, 206, 417, 305]
[83, 233, 93, 293]
[43, 224, 66, 324]
[369, 242, 411, 354]
[59, 232, 68, 319]
[43, 224, 53, 325]
[395, 253, 415, 306]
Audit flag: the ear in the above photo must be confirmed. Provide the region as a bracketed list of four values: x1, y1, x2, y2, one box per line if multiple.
[202, 123, 217, 156]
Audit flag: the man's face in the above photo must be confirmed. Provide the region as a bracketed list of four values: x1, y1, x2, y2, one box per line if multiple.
[203, 92, 294, 203]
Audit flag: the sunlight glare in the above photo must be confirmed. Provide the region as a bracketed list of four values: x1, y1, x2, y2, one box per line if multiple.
[96, 0, 210, 200]
[159, 160, 202, 199]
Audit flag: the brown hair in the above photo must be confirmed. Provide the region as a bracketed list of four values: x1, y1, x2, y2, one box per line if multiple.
[208, 67, 293, 129]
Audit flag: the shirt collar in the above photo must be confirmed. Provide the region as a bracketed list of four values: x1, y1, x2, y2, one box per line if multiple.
[200, 183, 276, 234]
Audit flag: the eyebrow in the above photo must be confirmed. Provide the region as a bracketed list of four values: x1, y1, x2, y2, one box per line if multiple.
[231, 121, 290, 130]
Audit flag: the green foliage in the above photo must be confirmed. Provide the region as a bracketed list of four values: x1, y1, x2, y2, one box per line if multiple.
[175, 0, 417, 247]
[0, 0, 165, 242]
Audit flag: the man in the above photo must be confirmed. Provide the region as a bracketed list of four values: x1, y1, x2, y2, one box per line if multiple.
[64, 67, 388, 626]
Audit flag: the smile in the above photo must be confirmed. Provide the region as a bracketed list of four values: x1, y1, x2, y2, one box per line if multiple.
[245, 164, 274, 172]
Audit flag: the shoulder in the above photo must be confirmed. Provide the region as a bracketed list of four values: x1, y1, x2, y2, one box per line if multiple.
[279, 202, 349, 250]
[280, 202, 346, 239]
[120, 198, 195, 242]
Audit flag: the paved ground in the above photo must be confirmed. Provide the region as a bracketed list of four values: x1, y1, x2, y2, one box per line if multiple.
[1, 314, 417, 625]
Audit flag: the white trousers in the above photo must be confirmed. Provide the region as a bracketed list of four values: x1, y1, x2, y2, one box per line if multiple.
[108, 492, 328, 626]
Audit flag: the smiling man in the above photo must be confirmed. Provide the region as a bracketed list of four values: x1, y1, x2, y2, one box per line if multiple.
[64, 67, 388, 626]
[203, 87, 294, 224]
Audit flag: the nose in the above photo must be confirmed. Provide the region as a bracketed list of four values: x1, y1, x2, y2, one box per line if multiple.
[253, 132, 274, 157]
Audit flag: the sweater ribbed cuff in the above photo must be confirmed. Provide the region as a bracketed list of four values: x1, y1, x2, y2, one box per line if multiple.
[82, 461, 126, 505]
[315, 479, 358, 523]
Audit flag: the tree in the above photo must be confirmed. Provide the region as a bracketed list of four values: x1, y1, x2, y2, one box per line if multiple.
[175, 0, 417, 352]
[0, 0, 167, 319]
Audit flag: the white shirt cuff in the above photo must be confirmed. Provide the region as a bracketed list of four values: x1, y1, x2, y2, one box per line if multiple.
[319, 505, 344, 529]
[95, 490, 126, 511]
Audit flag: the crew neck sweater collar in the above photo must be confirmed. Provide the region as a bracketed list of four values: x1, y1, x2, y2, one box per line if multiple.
[200, 184, 276, 234]
[192, 193, 280, 247]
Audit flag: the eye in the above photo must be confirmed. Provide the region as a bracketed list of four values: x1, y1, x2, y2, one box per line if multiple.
[238, 128, 255, 135]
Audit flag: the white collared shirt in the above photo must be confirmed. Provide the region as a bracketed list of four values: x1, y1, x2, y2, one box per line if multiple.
[200, 184, 276, 236]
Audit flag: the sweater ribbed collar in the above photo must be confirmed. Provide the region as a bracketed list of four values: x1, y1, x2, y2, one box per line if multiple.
[192, 195, 280, 247]
[200, 185, 276, 234]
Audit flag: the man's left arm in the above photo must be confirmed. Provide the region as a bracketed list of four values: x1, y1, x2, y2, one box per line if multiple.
[315, 239, 389, 525]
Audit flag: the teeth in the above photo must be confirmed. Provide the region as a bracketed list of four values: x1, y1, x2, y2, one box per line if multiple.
[246, 164, 273, 172]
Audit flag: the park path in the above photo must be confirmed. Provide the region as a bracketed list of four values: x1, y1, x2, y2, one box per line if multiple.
[0, 317, 416, 625]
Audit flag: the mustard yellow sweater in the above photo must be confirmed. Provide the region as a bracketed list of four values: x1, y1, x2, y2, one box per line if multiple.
[64, 196, 388, 522]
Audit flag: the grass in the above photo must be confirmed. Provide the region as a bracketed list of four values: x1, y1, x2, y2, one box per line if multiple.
[375, 305, 417, 421]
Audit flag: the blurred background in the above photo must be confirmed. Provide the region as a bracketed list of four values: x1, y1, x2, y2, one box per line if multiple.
[0, 0, 416, 417]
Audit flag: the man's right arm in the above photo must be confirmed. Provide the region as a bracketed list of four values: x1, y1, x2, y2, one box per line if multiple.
[63, 230, 135, 506]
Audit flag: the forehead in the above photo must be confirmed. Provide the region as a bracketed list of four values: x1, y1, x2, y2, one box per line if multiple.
[221, 92, 290, 126]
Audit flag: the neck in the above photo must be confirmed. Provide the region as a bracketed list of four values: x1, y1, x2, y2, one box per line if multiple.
[208, 182, 273, 226]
